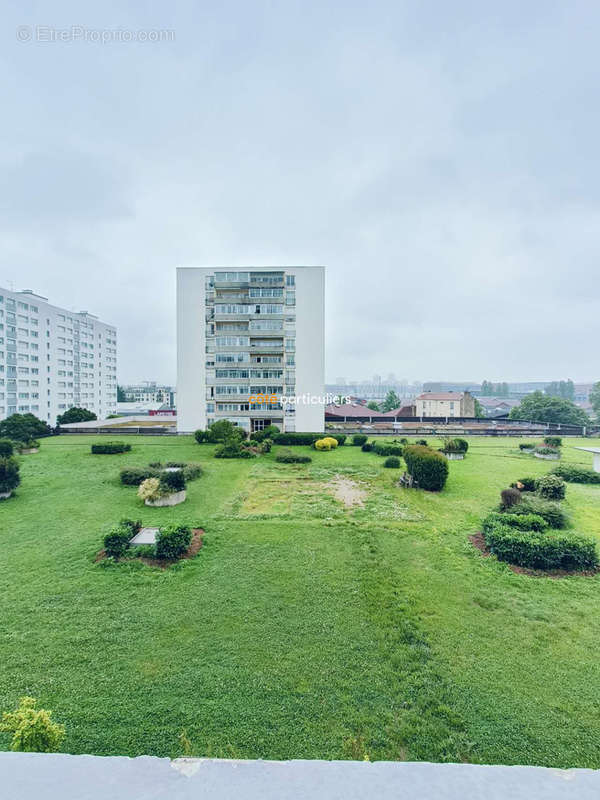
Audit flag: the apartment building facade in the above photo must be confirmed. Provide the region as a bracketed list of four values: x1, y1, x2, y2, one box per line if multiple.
[177, 266, 325, 434]
[415, 391, 475, 418]
[121, 382, 176, 407]
[0, 288, 118, 424]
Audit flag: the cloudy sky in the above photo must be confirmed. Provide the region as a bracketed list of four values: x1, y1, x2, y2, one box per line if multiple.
[3, 1, 599, 384]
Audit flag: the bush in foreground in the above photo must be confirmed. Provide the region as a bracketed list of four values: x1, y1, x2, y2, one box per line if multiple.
[275, 449, 312, 464]
[485, 524, 597, 571]
[505, 495, 569, 529]
[0, 456, 20, 496]
[552, 464, 600, 484]
[91, 442, 131, 454]
[0, 696, 65, 753]
[352, 434, 368, 446]
[535, 474, 566, 501]
[383, 456, 400, 468]
[403, 445, 449, 491]
[482, 511, 548, 533]
[155, 524, 192, 560]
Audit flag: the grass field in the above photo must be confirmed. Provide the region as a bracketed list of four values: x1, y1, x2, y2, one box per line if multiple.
[1, 434, 600, 766]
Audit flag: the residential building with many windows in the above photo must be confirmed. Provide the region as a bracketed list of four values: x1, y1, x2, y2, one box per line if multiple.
[120, 382, 175, 407]
[0, 287, 117, 424]
[177, 267, 325, 434]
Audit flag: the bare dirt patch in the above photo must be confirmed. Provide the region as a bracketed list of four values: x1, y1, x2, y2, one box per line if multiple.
[329, 476, 368, 509]
[469, 533, 598, 579]
[96, 529, 204, 569]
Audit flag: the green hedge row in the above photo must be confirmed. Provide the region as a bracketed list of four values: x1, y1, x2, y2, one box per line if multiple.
[373, 442, 404, 457]
[502, 495, 569, 528]
[92, 442, 131, 454]
[552, 464, 600, 484]
[485, 524, 598, 571]
[482, 511, 548, 533]
[275, 449, 312, 464]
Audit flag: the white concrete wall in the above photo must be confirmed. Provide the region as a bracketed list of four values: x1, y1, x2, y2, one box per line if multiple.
[294, 266, 325, 432]
[176, 268, 207, 433]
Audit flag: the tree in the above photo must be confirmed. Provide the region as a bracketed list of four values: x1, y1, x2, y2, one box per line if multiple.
[366, 401, 380, 412]
[117, 385, 127, 402]
[207, 419, 245, 442]
[381, 390, 401, 412]
[0, 414, 51, 443]
[57, 407, 97, 425]
[0, 456, 20, 495]
[474, 398, 486, 418]
[590, 382, 600, 417]
[509, 391, 589, 426]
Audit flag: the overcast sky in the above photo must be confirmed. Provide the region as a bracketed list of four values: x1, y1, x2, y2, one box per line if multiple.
[2, 1, 599, 384]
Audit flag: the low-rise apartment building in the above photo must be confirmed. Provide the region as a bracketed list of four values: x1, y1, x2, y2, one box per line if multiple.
[0, 287, 117, 424]
[177, 266, 325, 434]
[415, 391, 475, 418]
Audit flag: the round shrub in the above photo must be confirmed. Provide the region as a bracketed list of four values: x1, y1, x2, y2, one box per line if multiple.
[519, 443, 535, 451]
[551, 465, 600, 484]
[442, 438, 468, 454]
[275, 449, 312, 464]
[416, 439, 428, 446]
[535, 474, 566, 501]
[0, 456, 20, 495]
[485, 525, 597, 571]
[352, 434, 368, 446]
[91, 442, 131, 454]
[361, 442, 374, 452]
[182, 463, 202, 481]
[383, 456, 400, 468]
[138, 477, 161, 502]
[544, 436, 562, 448]
[314, 437, 338, 451]
[104, 524, 132, 559]
[0, 696, 65, 753]
[160, 470, 186, 494]
[0, 439, 14, 457]
[155, 524, 192, 560]
[194, 429, 210, 443]
[403, 445, 449, 492]
[499, 488, 522, 510]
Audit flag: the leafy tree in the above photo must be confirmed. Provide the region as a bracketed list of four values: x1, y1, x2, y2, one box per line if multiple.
[366, 401, 380, 412]
[0, 696, 65, 753]
[474, 398, 486, 418]
[590, 381, 600, 417]
[0, 413, 51, 443]
[57, 407, 97, 425]
[509, 391, 589, 426]
[545, 380, 575, 400]
[208, 419, 245, 442]
[381, 390, 401, 412]
[117, 385, 127, 402]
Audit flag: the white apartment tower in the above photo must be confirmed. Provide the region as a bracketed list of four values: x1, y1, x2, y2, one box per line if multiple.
[177, 266, 325, 434]
[0, 288, 118, 424]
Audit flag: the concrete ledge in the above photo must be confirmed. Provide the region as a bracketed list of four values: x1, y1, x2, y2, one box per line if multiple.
[1, 754, 600, 800]
[145, 490, 186, 507]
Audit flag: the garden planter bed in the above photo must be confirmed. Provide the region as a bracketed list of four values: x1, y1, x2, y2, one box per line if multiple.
[444, 453, 465, 460]
[18, 448, 39, 455]
[0, 490, 12, 500]
[534, 453, 560, 461]
[96, 529, 204, 569]
[145, 490, 186, 507]
[469, 533, 598, 579]
[520, 448, 534, 454]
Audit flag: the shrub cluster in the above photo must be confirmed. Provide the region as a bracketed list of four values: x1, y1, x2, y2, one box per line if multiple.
[373, 442, 404, 457]
[182, 463, 202, 481]
[544, 436, 562, 448]
[535, 446, 559, 456]
[214, 438, 256, 458]
[104, 519, 141, 559]
[352, 434, 368, 446]
[551, 464, 600, 484]
[502, 494, 569, 529]
[155, 524, 192, 560]
[0, 456, 20, 495]
[485, 524, 597, 571]
[160, 470, 186, 493]
[361, 442, 374, 452]
[403, 445, 449, 491]
[249, 425, 280, 443]
[441, 438, 468, 454]
[120, 467, 160, 486]
[195, 420, 247, 444]
[0, 439, 14, 458]
[482, 511, 548, 533]
[510, 477, 536, 492]
[271, 432, 322, 446]
[519, 442, 536, 451]
[535, 474, 566, 500]
[383, 456, 401, 468]
[91, 442, 131, 454]
[275, 449, 312, 464]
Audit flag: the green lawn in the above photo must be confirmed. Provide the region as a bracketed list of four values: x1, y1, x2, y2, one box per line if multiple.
[1, 434, 600, 766]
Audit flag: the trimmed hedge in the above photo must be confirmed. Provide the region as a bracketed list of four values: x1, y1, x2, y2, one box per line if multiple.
[352, 434, 368, 446]
[552, 464, 600, 484]
[519, 443, 536, 451]
[361, 442, 374, 452]
[329, 434, 346, 446]
[442, 438, 468, 454]
[160, 470, 186, 493]
[103, 519, 140, 559]
[314, 437, 338, 451]
[373, 442, 404, 457]
[275, 449, 312, 464]
[155, 524, 193, 560]
[272, 432, 321, 446]
[403, 445, 449, 491]
[0, 439, 14, 457]
[120, 467, 159, 486]
[383, 456, 400, 468]
[504, 495, 569, 529]
[544, 436, 562, 448]
[482, 511, 548, 533]
[535, 474, 566, 500]
[485, 524, 597, 571]
[91, 442, 131, 454]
